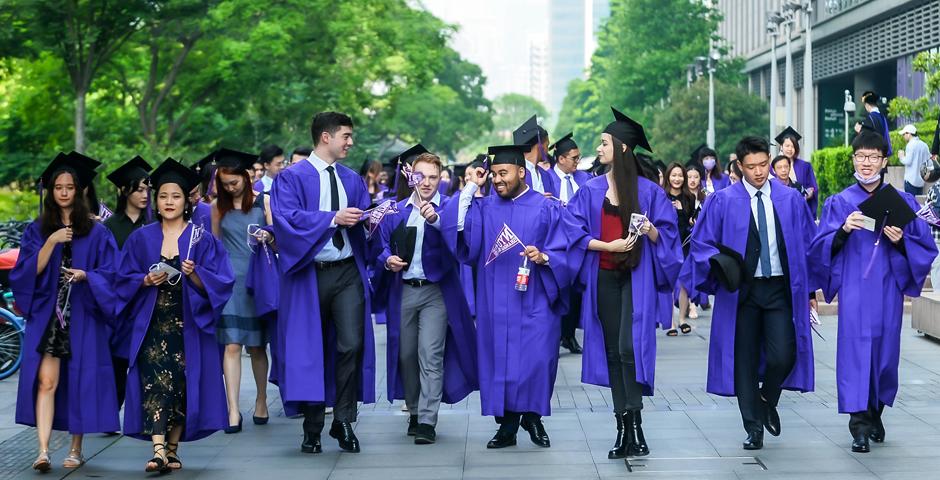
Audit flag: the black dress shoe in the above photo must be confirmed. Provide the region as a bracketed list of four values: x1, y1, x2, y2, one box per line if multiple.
[743, 431, 764, 450]
[608, 413, 628, 459]
[407, 414, 419, 436]
[486, 430, 517, 449]
[561, 335, 583, 354]
[414, 424, 437, 445]
[763, 402, 781, 437]
[253, 415, 269, 425]
[852, 434, 870, 453]
[869, 418, 885, 443]
[329, 421, 361, 453]
[520, 417, 551, 447]
[301, 432, 322, 454]
[224, 413, 243, 434]
[625, 410, 649, 456]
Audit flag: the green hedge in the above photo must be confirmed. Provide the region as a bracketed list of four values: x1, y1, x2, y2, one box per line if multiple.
[811, 118, 938, 210]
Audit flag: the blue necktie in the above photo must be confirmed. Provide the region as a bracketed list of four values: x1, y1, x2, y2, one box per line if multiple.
[565, 175, 574, 201]
[756, 190, 772, 277]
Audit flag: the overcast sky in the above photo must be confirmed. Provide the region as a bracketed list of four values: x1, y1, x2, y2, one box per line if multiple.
[419, 0, 548, 100]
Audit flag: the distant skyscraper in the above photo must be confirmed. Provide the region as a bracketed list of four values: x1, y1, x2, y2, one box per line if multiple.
[529, 40, 549, 107]
[548, 0, 610, 120]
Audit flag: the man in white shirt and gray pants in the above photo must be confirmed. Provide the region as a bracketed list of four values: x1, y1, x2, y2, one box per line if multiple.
[899, 124, 930, 195]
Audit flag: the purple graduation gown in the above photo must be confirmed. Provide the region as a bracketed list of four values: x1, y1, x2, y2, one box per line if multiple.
[270, 160, 376, 415]
[704, 172, 731, 194]
[12, 222, 120, 434]
[115, 222, 234, 441]
[245, 225, 281, 384]
[687, 179, 818, 396]
[373, 196, 478, 403]
[809, 184, 936, 413]
[457, 187, 579, 416]
[567, 177, 683, 391]
[489, 165, 557, 198]
[792, 157, 820, 219]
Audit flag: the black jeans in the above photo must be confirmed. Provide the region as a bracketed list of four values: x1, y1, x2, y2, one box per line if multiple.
[597, 269, 643, 413]
[303, 260, 365, 435]
[734, 276, 796, 434]
[561, 289, 581, 339]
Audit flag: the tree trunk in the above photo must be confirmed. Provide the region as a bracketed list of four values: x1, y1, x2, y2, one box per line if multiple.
[74, 88, 87, 153]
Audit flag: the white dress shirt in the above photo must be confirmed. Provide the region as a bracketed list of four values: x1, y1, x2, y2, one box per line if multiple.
[402, 192, 442, 280]
[554, 165, 580, 203]
[260, 174, 274, 193]
[307, 153, 353, 261]
[742, 179, 784, 277]
[526, 160, 544, 193]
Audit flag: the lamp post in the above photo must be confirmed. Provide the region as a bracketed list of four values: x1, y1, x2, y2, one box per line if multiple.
[800, 1, 815, 158]
[767, 13, 784, 143]
[782, 6, 795, 129]
[843, 90, 856, 146]
[706, 50, 719, 149]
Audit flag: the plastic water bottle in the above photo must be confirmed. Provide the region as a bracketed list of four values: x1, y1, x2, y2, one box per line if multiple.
[515, 256, 530, 292]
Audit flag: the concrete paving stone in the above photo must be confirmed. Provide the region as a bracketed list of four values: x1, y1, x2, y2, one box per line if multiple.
[462, 462, 600, 479]
[328, 465, 463, 480]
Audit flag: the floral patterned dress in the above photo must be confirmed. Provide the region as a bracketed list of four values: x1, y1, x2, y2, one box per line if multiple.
[39, 243, 72, 359]
[138, 255, 186, 436]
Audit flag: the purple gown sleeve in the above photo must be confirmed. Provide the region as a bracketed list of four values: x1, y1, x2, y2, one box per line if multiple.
[112, 230, 151, 317]
[8, 223, 53, 320]
[457, 198, 485, 266]
[81, 227, 120, 324]
[187, 234, 235, 332]
[808, 196, 848, 302]
[537, 202, 582, 313]
[564, 187, 595, 290]
[687, 194, 723, 295]
[647, 186, 683, 293]
[270, 171, 338, 275]
[245, 226, 280, 317]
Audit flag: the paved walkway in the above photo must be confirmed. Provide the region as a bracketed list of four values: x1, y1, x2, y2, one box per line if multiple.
[3, 308, 940, 479]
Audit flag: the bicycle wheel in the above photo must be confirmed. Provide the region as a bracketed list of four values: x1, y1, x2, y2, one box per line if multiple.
[0, 313, 23, 380]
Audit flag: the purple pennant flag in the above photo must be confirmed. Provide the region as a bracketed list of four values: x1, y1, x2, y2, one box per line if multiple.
[401, 161, 425, 187]
[485, 223, 523, 266]
[98, 202, 114, 221]
[916, 203, 940, 227]
[366, 199, 400, 237]
[185, 223, 205, 261]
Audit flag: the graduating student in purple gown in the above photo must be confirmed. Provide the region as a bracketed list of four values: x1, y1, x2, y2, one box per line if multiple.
[374, 152, 478, 445]
[687, 136, 819, 451]
[103, 156, 153, 413]
[697, 147, 732, 194]
[12, 155, 120, 473]
[547, 133, 591, 354]
[253, 144, 284, 194]
[776, 127, 820, 219]
[567, 108, 682, 458]
[270, 112, 376, 454]
[115, 159, 234, 473]
[809, 131, 936, 453]
[511, 115, 558, 197]
[854, 91, 894, 157]
[455, 144, 582, 449]
[662, 162, 697, 336]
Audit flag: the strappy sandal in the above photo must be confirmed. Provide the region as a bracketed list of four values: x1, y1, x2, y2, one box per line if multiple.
[145, 443, 170, 473]
[166, 442, 182, 470]
[32, 450, 51, 473]
[666, 328, 679, 337]
[62, 448, 85, 468]
[679, 323, 692, 334]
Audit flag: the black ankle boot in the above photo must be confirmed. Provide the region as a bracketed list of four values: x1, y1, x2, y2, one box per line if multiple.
[608, 413, 628, 459]
[626, 410, 649, 457]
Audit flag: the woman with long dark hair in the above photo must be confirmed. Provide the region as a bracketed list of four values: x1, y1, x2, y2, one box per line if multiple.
[360, 159, 388, 203]
[568, 108, 682, 459]
[662, 163, 695, 336]
[114, 158, 233, 472]
[11, 154, 120, 472]
[211, 149, 276, 432]
[697, 147, 730, 194]
[776, 127, 820, 218]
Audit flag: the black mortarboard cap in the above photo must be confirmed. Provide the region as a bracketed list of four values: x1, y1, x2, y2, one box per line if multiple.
[709, 243, 746, 292]
[858, 185, 917, 230]
[152, 158, 202, 193]
[774, 126, 802, 146]
[215, 147, 258, 171]
[470, 153, 488, 169]
[548, 132, 578, 155]
[106, 156, 152, 188]
[604, 107, 652, 153]
[192, 150, 218, 178]
[685, 159, 705, 178]
[390, 144, 429, 165]
[690, 144, 708, 163]
[487, 145, 526, 166]
[40, 152, 97, 189]
[66, 151, 102, 171]
[513, 115, 547, 147]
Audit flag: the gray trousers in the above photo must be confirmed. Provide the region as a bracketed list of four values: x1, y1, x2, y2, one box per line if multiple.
[399, 283, 448, 426]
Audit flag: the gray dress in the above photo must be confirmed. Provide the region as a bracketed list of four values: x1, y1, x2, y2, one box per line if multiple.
[217, 194, 268, 346]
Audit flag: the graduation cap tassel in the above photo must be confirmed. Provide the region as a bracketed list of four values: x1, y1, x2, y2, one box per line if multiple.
[145, 186, 154, 223]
